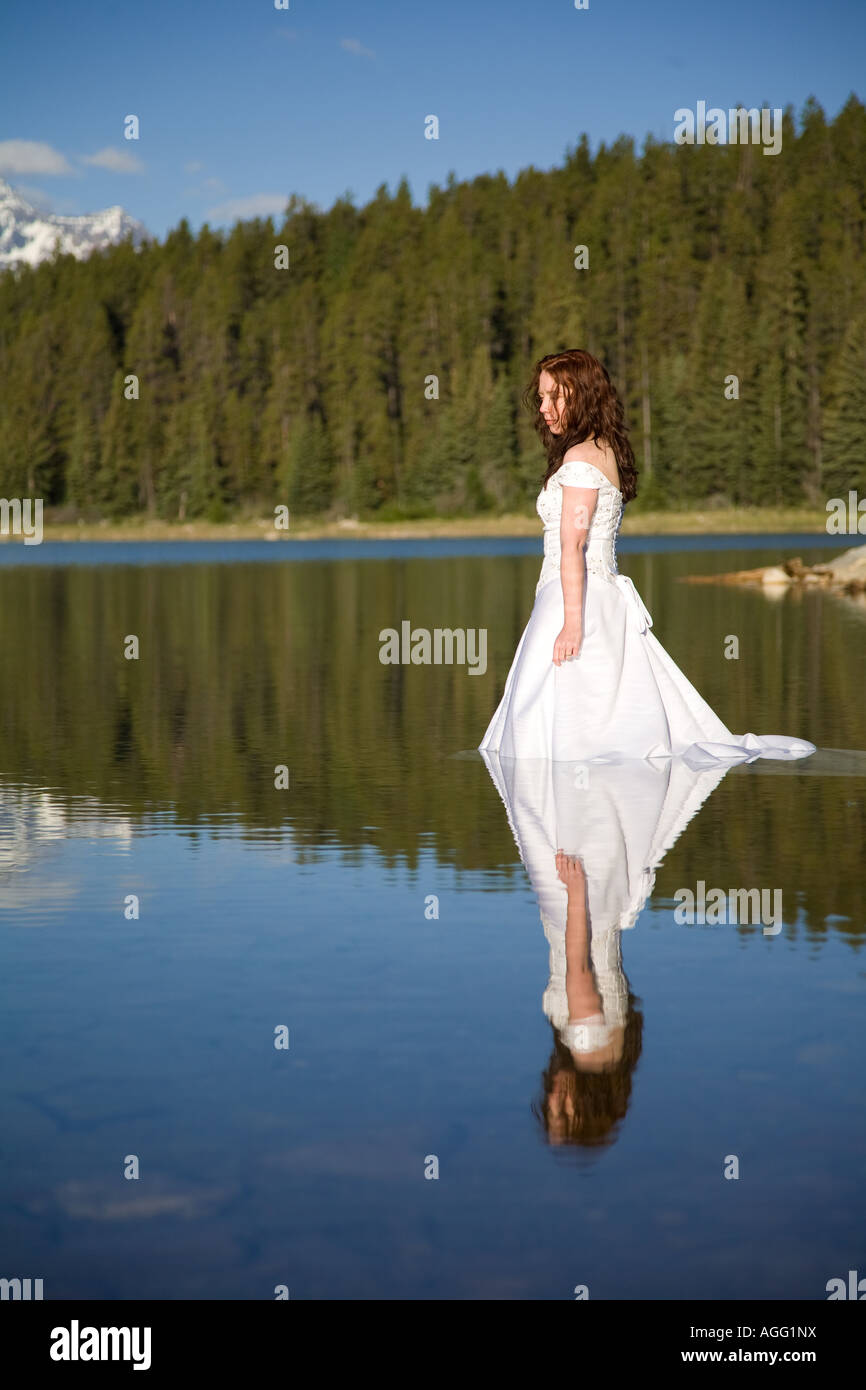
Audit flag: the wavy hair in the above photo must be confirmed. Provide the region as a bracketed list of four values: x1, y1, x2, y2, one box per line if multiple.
[523, 349, 638, 502]
[531, 990, 644, 1150]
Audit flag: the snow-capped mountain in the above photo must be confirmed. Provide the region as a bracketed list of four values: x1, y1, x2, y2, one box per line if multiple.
[0, 177, 149, 269]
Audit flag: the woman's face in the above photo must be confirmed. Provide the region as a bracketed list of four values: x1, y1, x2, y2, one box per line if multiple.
[538, 370, 566, 433]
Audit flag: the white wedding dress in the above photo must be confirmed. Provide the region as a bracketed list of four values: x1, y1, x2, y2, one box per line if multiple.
[478, 459, 816, 764]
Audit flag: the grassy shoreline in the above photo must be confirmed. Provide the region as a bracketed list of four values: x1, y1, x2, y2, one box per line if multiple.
[2, 507, 834, 543]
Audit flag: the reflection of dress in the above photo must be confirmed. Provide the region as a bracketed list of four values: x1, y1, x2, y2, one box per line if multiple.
[480, 752, 730, 1038]
[479, 459, 816, 763]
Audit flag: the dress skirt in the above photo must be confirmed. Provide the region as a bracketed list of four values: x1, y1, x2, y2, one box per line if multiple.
[478, 572, 816, 765]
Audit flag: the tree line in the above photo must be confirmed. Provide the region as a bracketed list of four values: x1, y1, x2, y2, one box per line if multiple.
[0, 94, 864, 521]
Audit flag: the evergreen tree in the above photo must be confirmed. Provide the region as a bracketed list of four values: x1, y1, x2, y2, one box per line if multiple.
[0, 96, 863, 520]
[823, 313, 866, 498]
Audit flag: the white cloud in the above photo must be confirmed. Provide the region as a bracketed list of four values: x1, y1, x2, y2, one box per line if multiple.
[186, 176, 228, 199]
[81, 147, 144, 173]
[341, 37, 375, 59]
[182, 164, 227, 197]
[206, 193, 288, 222]
[14, 184, 55, 213]
[0, 140, 74, 176]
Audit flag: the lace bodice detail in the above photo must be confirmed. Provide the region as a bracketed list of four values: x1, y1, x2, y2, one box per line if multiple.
[535, 459, 623, 596]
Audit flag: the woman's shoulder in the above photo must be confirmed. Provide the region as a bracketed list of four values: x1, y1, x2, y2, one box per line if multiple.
[560, 441, 620, 491]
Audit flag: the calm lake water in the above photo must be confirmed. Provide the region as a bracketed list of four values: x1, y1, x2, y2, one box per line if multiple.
[1, 534, 864, 1300]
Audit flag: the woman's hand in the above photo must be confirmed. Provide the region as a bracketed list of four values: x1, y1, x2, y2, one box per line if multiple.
[555, 850, 586, 889]
[552, 623, 583, 665]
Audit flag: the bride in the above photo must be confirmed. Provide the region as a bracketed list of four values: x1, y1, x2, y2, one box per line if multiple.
[479, 348, 816, 764]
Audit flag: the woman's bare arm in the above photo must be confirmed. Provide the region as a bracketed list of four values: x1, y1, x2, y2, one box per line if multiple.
[552, 483, 598, 666]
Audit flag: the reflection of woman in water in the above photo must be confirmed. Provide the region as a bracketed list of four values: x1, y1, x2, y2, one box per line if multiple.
[480, 751, 732, 1150]
[533, 853, 644, 1148]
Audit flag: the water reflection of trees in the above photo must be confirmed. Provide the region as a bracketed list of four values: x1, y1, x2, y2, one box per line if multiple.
[0, 559, 861, 941]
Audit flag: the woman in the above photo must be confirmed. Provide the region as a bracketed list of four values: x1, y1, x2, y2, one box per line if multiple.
[478, 348, 815, 764]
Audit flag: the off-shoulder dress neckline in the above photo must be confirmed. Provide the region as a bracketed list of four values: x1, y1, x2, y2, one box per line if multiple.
[556, 457, 622, 496]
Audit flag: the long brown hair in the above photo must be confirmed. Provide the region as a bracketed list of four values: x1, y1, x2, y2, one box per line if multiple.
[523, 349, 638, 502]
[531, 990, 644, 1149]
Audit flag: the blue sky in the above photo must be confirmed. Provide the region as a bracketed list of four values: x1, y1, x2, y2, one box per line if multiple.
[1, 0, 863, 238]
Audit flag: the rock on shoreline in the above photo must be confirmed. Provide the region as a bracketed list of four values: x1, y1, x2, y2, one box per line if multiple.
[682, 544, 866, 594]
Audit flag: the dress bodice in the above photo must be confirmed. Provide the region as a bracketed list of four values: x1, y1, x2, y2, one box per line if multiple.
[541, 908, 631, 1034]
[535, 459, 623, 596]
